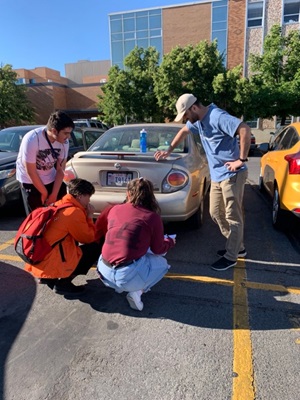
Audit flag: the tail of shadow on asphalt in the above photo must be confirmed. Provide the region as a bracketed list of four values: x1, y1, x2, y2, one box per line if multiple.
[0, 262, 36, 400]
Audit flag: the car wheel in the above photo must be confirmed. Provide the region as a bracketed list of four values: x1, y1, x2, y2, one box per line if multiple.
[272, 185, 287, 230]
[188, 185, 206, 229]
[258, 175, 264, 192]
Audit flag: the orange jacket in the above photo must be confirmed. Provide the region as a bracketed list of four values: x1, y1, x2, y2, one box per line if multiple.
[25, 194, 96, 279]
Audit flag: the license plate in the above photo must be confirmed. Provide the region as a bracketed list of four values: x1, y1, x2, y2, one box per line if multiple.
[107, 172, 133, 187]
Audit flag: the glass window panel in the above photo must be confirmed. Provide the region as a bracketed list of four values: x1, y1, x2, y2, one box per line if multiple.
[150, 37, 162, 52]
[149, 9, 161, 16]
[124, 18, 135, 31]
[150, 28, 161, 37]
[124, 32, 135, 40]
[248, 2, 263, 18]
[149, 15, 161, 29]
[248, 18, 263, 27]
[284, 15, 299, 22]
[111, 41, 123, 63]
[123, 12, 135, 18]
[137, 38, 148, 48]
[110, 15, 120, 21]
[136, 11, 148, 17]
[212, 21, 227, 31]
[212, 6, 227, 21]
[136, 16, 148, 30]
[215, 33, 227, 54]
[111, 19, 122, 33]
[137, 30, 148, 39]
[111, 33, 123, 41]
[124, 40, 136, 54]
[213, 0, 228, 6]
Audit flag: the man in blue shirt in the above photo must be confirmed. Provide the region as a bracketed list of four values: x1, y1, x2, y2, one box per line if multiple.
[155, 93, 251, 271]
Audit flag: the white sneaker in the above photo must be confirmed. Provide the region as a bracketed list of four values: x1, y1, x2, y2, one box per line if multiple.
[126, 291, 144, 311]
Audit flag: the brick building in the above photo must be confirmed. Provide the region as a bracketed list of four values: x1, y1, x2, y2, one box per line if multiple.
[15, 0, 300, 125]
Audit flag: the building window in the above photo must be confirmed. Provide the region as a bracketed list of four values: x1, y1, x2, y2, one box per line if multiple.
[212, 0, 228, 65]
[248, 2, 263, 27]
[109, 8, 162, 69]
[29, 78, 36, 84]
[284, 0, 300, 23]
[16, 78, 26, 84]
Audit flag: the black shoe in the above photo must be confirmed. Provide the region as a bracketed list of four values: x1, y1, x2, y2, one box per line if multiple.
[38, 278, 58, 289]
[211, 257, 237, 271]
[54, 279, 86, 295]
[217, 248, 247, 258]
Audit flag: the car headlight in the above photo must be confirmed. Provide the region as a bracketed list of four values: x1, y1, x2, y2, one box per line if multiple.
[162, 169, 188, 193]
[0, 168, 16, 180]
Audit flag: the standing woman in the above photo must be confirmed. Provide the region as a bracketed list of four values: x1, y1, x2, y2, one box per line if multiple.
[96, 177, 176, 311]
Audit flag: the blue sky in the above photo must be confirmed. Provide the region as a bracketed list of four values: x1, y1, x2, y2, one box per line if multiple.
[0, 0, 194, 76]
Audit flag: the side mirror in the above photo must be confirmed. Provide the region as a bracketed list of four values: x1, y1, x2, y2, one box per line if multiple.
[257, 142, 269, 154]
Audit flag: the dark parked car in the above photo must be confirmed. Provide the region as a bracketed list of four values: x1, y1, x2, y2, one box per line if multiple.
[0, 125, 105, 209]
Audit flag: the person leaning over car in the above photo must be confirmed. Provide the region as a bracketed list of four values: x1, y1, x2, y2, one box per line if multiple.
[154, 93, 251, 272]
[25, 178, 101, 296]
[16, 110, 74, 214]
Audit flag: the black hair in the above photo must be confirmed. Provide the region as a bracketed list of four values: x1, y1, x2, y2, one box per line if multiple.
[67, 178, 95, 197]
[126, 177, 160, 214]
[47, 110, 74, 132]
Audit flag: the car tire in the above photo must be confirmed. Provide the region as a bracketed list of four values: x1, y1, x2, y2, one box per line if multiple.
[272, 185, 287, 230]
[258, 175, 264, 192]
[188, 185, 206, 229]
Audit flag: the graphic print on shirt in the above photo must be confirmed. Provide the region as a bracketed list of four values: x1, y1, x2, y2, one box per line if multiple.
[36, 148, 61, 171]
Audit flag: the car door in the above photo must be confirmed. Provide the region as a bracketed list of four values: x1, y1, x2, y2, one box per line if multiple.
[264, 127, 298, 195]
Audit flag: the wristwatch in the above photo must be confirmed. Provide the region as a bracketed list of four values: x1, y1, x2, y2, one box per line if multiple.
[239, 157, 248, 162]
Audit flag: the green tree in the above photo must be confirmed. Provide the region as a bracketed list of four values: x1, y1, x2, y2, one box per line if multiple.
[248, 25, 300, 124]
[98, 47, 163, 125]
[154, 40, 225, 120]
[0, 64, 34, 127]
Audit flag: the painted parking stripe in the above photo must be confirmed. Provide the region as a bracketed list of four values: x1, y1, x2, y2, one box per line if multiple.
[232, 261, 255, 399]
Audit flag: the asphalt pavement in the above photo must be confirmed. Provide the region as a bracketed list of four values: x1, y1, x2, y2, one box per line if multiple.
[1, 153, 300, 400]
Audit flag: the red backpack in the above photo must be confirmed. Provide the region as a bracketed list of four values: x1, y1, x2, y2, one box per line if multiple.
[14, 203, 73, 265]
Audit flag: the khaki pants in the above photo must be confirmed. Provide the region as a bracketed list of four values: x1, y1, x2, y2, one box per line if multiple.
[209, 169, 248, 261]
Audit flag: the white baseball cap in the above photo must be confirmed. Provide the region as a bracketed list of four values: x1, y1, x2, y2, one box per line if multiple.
[174, 93, 197, 122]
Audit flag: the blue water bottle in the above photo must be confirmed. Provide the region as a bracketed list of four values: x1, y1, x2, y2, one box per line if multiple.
[140, 129, 147, 153]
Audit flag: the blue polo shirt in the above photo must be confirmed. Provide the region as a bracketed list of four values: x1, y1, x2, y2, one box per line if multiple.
[187, 104, 247, 182]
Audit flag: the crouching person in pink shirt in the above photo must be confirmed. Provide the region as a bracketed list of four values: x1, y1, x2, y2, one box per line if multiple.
[96, 177, 176, 311]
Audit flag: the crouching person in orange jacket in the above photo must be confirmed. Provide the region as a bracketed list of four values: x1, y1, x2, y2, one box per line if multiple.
[25, 178, 101, 296]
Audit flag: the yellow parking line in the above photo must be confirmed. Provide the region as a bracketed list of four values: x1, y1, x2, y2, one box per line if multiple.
[0, 254, 22, 262]
[245, 281, 300, 295]
[0, 239, 15, 251]
[232, 261, 255, 400]
[165, 272, 233, 287]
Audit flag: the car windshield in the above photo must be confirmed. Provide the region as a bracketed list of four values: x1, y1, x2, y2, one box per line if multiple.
[88, 126, 187, 153]
[0, 128, 28, 152]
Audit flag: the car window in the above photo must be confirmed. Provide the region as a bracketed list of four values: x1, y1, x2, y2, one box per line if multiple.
[72, 130, 84, 147]
[0, 129, 27, 152]
[273, 127, 298, 150]
[191, 132, 205, 155]
[89, 126, 187, 153]
[85, 131, 103, 148]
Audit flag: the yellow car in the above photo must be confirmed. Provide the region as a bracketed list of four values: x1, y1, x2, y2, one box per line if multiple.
[259, 122, 300, 229]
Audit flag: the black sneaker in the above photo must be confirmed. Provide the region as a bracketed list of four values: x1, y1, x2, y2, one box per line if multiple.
[217, 248, 247, 258]
[54, 280, 86, 295]
[38, 278, 58, 289]
[211, 257, 237, 271]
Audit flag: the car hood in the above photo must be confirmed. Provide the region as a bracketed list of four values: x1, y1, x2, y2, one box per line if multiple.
[0, 152, 18, 167]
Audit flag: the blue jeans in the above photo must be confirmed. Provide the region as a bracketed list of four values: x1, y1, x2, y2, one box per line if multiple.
[97, 253, 170, 293]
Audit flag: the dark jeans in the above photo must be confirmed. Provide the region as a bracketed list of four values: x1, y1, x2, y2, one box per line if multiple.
[72, 241, 102, 277]
[21, 181, 67, 214]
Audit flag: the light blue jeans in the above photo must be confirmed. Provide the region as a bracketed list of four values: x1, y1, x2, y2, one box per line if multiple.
[97, 253, 170, 293]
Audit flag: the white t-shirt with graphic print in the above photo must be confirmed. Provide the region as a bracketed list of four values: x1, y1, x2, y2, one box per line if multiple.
[16, 126, 69, 184]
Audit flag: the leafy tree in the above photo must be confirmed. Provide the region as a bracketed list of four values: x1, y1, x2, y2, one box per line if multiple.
[98, 47, 163, 125]
[154, 40, 225, 120]
[0, 64, 34, 128]
[248, 25, 300, 124]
